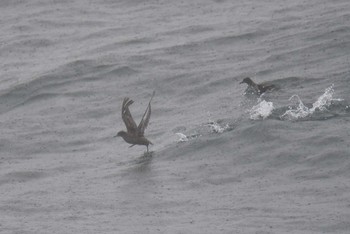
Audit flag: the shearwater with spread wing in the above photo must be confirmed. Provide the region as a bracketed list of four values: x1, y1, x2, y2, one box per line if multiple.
[115, 91, 155, 152]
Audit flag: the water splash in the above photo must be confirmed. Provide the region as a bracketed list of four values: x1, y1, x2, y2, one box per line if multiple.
[206, 112, 230, 133]
[281, 84, 343, 120]
[249, 99, 274, 120]
[280, 95, 310, 120]
[207, 121, 229, 133]
[175, 132, 201, 143]
[175, 133, 188, 142]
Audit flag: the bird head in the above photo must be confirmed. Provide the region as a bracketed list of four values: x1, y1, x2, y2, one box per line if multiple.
[114, 131, 126, 138]
[240, 77, 254, 85]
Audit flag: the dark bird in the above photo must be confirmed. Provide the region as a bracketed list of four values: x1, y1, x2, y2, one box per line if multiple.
[115, 91, 155, 153]
[240, 77, 276, 95]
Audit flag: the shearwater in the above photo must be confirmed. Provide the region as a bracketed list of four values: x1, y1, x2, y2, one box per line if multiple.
[115, 91, 155, 153]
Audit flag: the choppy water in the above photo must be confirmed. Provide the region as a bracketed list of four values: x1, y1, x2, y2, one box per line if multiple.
[1, 0, 350, 233]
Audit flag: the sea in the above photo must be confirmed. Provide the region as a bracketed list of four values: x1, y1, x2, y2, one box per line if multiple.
[1, 0, 350, 233]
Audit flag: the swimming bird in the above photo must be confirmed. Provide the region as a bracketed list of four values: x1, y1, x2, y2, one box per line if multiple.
[115, 91, 155, 153]
[240, 77, 276, 95]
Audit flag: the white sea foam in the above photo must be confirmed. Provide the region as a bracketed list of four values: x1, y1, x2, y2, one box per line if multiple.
[249, 99, 274, 120]
[175, 133, 189, 142]
[281, 84, 343, 120]
[206, 112, 230, 134]
[175, 132, 201, 142]
[207, 121, 229, 133]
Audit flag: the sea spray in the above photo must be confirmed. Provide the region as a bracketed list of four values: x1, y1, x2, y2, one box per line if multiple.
[206, 112, 230, 133]
[281, 95, 310, 120]
[281, 84, 343, 120]
[207, 121, 229, 133]
[310, 84, 343, 111]
[175, 133, 189, 142]
[249, 99, 274, 120]
[175, 133, 201, 143]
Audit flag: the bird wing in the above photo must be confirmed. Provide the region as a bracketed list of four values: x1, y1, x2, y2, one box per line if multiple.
[259, 83, 276, 93]
[122, 97, 138, 134]
[137, 91, 155, 136]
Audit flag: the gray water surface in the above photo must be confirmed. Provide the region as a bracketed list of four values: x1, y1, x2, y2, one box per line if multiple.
[1, 0, 350, 233]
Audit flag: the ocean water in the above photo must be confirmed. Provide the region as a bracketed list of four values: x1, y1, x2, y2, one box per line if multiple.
[1, 0, 350, 233]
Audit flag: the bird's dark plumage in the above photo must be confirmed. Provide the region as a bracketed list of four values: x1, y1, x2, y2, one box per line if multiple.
[115, 91, 155, 152]
[240, 77, 276, 95]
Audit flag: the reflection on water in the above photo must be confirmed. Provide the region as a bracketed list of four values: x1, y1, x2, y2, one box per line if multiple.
[130, 152, 154, 173]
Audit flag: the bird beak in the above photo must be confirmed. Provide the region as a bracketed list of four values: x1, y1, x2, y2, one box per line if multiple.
[239, 81, 244, 84]
[113, 134, 118, 138]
